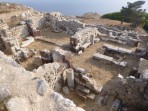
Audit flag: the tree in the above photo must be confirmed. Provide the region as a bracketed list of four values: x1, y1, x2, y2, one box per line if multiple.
[121, 0, 146, 27]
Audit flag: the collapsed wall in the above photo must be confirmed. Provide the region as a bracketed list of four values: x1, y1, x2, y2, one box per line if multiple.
[104, 58, 148, 109]
[0, 51, 84, 111]
[0, 21, 29, 54]
[70, 27, 101, 52]
[44, 12, 85, 34]
[97, 25, 139, 46]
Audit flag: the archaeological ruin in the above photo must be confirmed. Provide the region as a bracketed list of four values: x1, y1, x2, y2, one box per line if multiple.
[0, 3, 148, 111]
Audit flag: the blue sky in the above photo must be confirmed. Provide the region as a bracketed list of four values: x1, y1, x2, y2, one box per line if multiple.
[0, 0, 148, 15]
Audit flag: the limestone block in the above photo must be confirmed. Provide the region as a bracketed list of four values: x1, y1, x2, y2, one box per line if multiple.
[21, 37, 34, 47]
[66, 68, 74, 88]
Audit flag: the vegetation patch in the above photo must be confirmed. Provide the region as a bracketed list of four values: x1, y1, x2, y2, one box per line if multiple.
[101, 0, 148, 31]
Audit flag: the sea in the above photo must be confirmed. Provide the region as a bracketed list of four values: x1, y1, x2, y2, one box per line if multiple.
[0, 0, 148, 16]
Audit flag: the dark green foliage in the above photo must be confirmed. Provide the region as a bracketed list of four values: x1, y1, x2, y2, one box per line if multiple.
[101, 1, 148, 31]
[121, 0, 146, 27]
[101, 12, 122, 21]
[101, 12, 131, 22]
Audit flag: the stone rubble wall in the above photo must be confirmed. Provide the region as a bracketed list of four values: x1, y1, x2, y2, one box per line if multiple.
[0, 51, 85, 111]
[34, 62, 66, 91]
[70, 27, 101, 51]
[27, 13, 46, 30]
[97, 25, 139, 46]
[44, 12, 85, 34]
[8, 25, 29, 38]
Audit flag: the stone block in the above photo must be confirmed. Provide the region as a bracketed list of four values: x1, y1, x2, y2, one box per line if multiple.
[62, 86, 69, 95]
[66, 68, 74, 88]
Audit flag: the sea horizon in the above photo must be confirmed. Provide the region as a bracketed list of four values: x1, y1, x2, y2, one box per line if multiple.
[0, 0, 148, 16]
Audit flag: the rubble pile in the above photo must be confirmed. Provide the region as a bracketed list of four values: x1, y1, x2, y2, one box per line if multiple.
[97, 25, 140, 46]
[0, 21, 9, 30]
[103, 58, 148, 109]
[0, 51, 84, 111]
[13, 48, 35, 62]
[105, 75, 148, 108]
[0, 21, 30, 54]
[34, 62, 66, 91]
[62, 67, 102, 100]
[7, 24, 29, 38]
[44, 12, 85, 34]
[34, 48, 72, 67]
[0, 34, 20, 55]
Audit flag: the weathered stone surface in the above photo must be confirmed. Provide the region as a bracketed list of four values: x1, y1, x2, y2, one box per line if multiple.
[52, 47, 72, 63]
[34, 56, 42, 67]
[6, 97, 29, 111]
[138, 58, 148, 81]
[0, 85, 10, 101]
[70, 27, 101, 52]
[86, 79, 102, 93]
[37, 80, 48, 96]
[0, 51, 85, 111]
[66, 68, 74, 88]
[35, 62, 65, 91]
[21, 37, 34, 47]
[110, 99, 121, 111]
[62, 86, 70, 95]
[103, 44, 133, 54]
[76, 67, 86, 74]
[45, 12, 85, 34]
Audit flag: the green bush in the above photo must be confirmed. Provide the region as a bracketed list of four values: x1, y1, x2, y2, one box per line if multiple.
[102, 12, 148, 31]
[101, 12, 131, 22]
[101, 12, 122, 21]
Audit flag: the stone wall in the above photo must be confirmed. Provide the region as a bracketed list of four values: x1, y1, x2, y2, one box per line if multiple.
[8, 25, 29, 38]
[27, 12, 46, 30]
[44, 12, 85, 34]
[70, 27, 101, 52]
